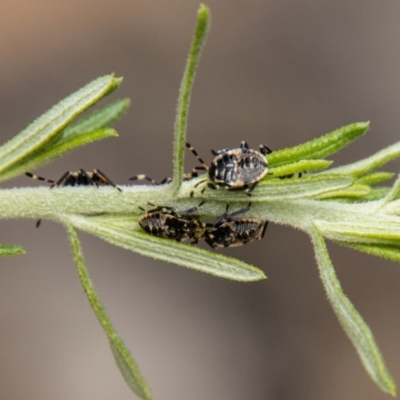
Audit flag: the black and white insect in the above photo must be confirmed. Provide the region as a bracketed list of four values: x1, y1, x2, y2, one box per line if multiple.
[26, 169, 122, 191]
[186, 141, 272, 197]
[138, 202, 205, 244]
[26, 169, 121, 227]
[203, 203, 268, 248]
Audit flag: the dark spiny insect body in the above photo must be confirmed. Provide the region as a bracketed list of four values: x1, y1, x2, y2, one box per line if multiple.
[25, 169, 121, 227]
[26, 169, 121, 191]
[204, 203, 268, 248]
[186, 141, 272, 196]
[138, 203, 205, 243]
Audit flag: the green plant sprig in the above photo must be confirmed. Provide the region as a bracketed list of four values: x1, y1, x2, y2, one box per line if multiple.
[1, 4, 400, 399]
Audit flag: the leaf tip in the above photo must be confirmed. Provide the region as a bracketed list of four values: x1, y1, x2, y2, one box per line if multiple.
[245, 270, 267, 282]
[107, 128, 119, 138]
[197, 4, 211, 28]
[0, 245, 25, 256]
[113, 76, 124, 89]
[198, 3, 210, 15]
[358, 121, 370, 131]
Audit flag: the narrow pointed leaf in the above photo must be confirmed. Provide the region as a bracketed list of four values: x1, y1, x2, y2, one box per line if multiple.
[358, 187, 390, 202]
[62, 98, 130, 137]
[268, 122, 369, 168]
[356, 172, 394, 186]
[171, 4, 210, 193]
[0, 244, 25, 256]
[316, 184, 370, 200]
[329, 141, 400, 177]
[269, 159, 332, 178]
[0, 128, 117, 182]
[67, 225, 152, 400]
[310, 227, 396, 396]
[184, 174, 353, 202]
[338, 241, 400, 263]
[0, 75, 121, 176]
[380, 174, 400, 207]
[384, 198, 400, 215]
[68, 215, 266, 282]
[315, 219, 400, 246]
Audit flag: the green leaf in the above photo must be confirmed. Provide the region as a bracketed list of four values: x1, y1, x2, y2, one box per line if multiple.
[310, 227, 396, 396]
[380, 174, 400, 207]
[0, 244, 25, 256]
[0, 75, 121, 178]
[356, 172, 394, 186]
[328, 140, 400, 177]
[315, 219, 400, 246]
[67, 215, 266, 282]
[67, 225, 152, 400]
[0, 129, 117, 182]
[268, 122, 369, 168]
[269, 159, 332, 178]
[184, 174, 353, 202]
[0, 99, 128, 181]
[315, 184, 370, 200]
[171, 4, 210, 193]
[338, 241, 400, 263]
[357, 187, 390, 202]
[62, 98, 129, 136]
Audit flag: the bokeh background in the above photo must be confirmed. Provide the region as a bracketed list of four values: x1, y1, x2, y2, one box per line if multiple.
[0, 1, 400, 399]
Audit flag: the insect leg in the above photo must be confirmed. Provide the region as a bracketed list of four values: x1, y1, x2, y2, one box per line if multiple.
[80, 169, 97, 186]
[225, 202, 252, 219]
[180, 201, 205, 216]
[94, 169, 122, 191]
[260, 144, 273, 155]
[50, 171, 71, 188]
[147, 205, 176, 214]
[245, 182, 260, 196]
[212, 205, 229, 226]
[160, 177, 173, 184]
[184, 168, 200, 181]
[190, 179, 208, 197]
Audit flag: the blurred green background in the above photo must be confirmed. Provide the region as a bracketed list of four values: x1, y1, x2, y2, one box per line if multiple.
[0, 1, 400, 399]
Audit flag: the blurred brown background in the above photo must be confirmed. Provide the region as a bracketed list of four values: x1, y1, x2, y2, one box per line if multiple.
[0, 0, 400, 399]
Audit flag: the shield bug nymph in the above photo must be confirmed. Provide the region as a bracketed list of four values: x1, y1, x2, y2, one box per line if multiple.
[186, 141, 272, 197]
[203, 203, 268, 248]
[26, 169, 122, 191]
[26, 169, 121, 227]
[138, 202, 205, 244]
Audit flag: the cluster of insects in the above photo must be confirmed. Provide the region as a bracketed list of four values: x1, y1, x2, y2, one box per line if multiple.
[26, 141, 273, 247]
[138, 201, 268, 249]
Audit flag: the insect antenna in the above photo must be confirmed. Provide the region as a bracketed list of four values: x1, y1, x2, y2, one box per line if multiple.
[261, 221, 269, 238]
[25, 172, 55, 184]
[129, 174, 158, 184]
[186, 142, 209, 171]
